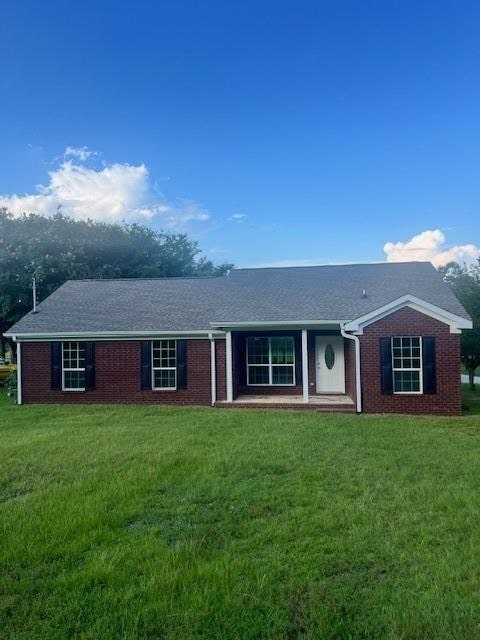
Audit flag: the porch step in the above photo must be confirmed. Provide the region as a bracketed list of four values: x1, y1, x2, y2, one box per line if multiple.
[215, 392, 356, 413]
[215, 401, 356, 413]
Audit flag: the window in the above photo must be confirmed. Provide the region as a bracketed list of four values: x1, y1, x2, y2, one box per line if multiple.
[62, 342, 85, 391]
[152, 340, 176, 390]
[324, 344, 335, 370]
[247, 337, 295, 386]
[392, 337, 422, 394]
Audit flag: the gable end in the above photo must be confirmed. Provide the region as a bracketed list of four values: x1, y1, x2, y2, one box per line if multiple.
[344, 295, 472, 335]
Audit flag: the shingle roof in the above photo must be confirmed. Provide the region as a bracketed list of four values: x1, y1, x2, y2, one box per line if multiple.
[6, 262, 470, 335]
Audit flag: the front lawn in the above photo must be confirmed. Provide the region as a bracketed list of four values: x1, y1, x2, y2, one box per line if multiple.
[1, 395, 480, 639]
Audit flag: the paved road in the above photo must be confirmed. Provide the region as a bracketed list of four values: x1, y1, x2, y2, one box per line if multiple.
[461, 374, 480, 384]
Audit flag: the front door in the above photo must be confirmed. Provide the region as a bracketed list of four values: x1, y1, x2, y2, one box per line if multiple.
[315, 336, 345, 393]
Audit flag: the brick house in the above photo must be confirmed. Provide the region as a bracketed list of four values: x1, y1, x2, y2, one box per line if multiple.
[5, 262, 472, 415]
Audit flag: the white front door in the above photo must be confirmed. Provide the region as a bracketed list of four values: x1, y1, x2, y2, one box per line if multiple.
[315, 336, 345, 393]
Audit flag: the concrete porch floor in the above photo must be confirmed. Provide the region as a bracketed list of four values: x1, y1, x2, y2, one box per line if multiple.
[216, 394, 356, 411]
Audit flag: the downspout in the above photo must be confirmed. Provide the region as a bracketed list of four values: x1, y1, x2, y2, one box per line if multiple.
[340, 325, 362, 413]
[16, 340, 23, 406]
[209, 332, 216, 407]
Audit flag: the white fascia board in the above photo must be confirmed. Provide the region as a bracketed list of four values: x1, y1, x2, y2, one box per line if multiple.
[344, 295, 473, 334]
[5, 330, 226, 342]
[209, 320, 344, 329]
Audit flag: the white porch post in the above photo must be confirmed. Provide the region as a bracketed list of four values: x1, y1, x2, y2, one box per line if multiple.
[16, 341, 22, 405]
[301, 329, 309, 403]
[226, 330, 233, 402]
[209, 334, 216, 406]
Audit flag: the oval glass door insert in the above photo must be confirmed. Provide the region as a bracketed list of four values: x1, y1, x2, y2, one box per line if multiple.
[324, 344, 335, 369]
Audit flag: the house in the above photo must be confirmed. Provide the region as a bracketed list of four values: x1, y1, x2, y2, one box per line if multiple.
[4, 262, 472, 415]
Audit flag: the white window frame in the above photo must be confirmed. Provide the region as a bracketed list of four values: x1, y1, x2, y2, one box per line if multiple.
[62, 341, 86, 392]
[152, 340, 177, 391]
[391, 336, 423, 395]
[246, 336, 296, 386]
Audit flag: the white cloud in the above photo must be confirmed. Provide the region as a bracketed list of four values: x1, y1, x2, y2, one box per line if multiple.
[0, 150, 209, 230]
[228, 213, 247, 222]
[384, 229, 479, 268]
[64, 145, 96, 161]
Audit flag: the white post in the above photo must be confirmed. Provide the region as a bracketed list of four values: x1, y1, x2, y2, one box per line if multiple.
[210, 334, 216, 406]
[302, 329, 309, 403]
[226, 330, 233, 402]
[16, 342, 22, 405]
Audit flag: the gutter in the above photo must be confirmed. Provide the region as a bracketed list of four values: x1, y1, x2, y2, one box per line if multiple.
[340, 325, 362, 413]
[5, 330, 226, 341]
[210, 320, 345, 329]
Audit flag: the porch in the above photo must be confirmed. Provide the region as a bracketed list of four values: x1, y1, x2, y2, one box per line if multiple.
[216, 326, 360, 412]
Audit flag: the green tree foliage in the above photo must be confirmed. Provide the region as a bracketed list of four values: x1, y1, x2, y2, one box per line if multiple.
[441, 260, 480, 389]
[0, 209, 232, 356]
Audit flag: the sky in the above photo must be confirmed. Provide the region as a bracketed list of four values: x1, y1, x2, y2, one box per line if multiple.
[1, 0, 479, 268]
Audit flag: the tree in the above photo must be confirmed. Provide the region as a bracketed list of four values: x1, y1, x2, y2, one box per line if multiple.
[440, 260, 480, 390]
[0, 209, 232, 358]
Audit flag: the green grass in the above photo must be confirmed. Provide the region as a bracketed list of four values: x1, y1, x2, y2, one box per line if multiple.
[1, 392, 480, 639]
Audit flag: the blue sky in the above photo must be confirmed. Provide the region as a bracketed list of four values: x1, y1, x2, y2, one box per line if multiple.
[1, 0, 479, 267]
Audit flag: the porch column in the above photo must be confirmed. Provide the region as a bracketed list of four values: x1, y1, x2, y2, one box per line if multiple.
[226, 330, 233, 402]
[301, 329, 309, 403]
[209, 334, 216, 406]
[16, 341, 22, 405]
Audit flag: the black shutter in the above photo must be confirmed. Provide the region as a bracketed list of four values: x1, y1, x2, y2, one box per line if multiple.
[51, 342, 62, 390]
[85, 342, 95, 390]
[177, 340, 187, 389]
[140, 341, 152, 390]
[294, 333, 302, 386]
[380, 337, 393, 394]
[422, 336, 436, 394]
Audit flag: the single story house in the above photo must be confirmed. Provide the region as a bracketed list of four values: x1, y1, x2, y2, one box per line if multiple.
[5, 262, 472, 415]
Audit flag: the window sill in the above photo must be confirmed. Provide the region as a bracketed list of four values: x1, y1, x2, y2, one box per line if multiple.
[246, 384, 296, 387]
[393, 392, 423, 395]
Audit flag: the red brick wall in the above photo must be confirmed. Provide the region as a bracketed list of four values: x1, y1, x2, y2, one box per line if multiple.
[359, 307, 461, 415]
[344, 337, 357, 403]
[215, 339, 226, 401]
[21, 340, 215, 405]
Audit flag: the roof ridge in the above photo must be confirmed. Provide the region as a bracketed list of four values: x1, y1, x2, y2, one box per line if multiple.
[234, 261, 431, 271]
